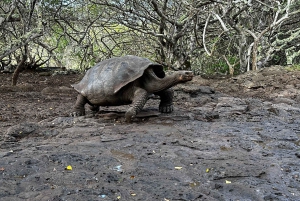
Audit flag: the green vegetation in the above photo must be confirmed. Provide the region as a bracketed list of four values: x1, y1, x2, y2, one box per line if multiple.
[192, 54, 240, 76]
[286, 64, 300, 71]
[0, 0, 299, 77]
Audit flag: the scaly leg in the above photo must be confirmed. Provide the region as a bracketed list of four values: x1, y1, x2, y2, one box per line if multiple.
[125, 87, 148, 122]
[88, 105, 100, 113]
[155, 88, 174, 113]
[72, 94, 88, 116]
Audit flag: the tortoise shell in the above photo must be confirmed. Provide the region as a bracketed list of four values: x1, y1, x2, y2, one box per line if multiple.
[72, 55, 164, 102]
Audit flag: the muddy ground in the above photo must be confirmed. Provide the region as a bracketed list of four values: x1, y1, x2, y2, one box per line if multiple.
[0, 66, 300, 201]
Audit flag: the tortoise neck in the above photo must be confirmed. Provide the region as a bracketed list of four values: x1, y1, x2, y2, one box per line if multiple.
[143, 71, 181, 93]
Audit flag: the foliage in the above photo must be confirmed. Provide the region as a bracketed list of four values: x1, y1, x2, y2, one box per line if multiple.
[0, 0, 299, 78]
[193, 54, 240, 76]
[286, 64, 300, 71]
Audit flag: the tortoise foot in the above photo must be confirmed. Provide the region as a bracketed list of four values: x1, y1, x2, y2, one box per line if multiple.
[89, 105, 99, 115]
[72, 94, 87, 117]
[125, 107, 136, 122]
[70, 109, 85, 117]
[159, 104, 174, 113]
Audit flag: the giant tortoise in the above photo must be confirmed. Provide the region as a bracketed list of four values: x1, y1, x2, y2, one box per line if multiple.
[71, 55, 193, 122]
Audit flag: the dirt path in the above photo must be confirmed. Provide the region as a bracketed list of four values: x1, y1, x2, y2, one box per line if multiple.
[0, 66, 300, 201]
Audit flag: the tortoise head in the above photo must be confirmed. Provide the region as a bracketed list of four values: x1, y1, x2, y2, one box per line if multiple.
[143, 67, 193, 93]
[176, 71, 193, 82]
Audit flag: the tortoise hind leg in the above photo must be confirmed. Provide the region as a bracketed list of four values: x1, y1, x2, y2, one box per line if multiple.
[125, 87, 148, 122]
[155, 88, 174, 113]
[88, 105, 100, 113]
[72, 94, 88, 116]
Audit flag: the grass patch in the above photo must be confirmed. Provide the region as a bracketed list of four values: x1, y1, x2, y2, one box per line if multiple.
[286, 64, 300, 71]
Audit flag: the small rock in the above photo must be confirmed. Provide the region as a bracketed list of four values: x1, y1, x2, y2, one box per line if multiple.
[214, 97, 248, 115]
[38, 72, 52, 76]
[285, 85, 294, 89]
[243, 80, 263, 89]
[41, 87, 59, 94]
[6, 122, 39, 138]
[59, 86, 73, 93]
[273, 97, 296, 105]
[176, 85, 215, 95]
[41, 129, 60, 137]
[272, 103, 300, 112]
[42, 86, 73, 94]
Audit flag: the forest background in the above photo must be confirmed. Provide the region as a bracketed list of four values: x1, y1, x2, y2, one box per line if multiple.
[0, 0, 299, 85]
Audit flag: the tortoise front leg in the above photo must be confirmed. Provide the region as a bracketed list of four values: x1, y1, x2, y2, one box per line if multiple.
[72, 94, 88, 116]
[155, 88, 174, 113]
[125, 87, 148, 122]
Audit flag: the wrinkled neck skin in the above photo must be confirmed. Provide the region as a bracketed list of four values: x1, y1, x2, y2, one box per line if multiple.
[142, 68, 184, 93]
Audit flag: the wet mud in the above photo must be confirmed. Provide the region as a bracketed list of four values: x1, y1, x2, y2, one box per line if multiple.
[0, 66, 300, 201]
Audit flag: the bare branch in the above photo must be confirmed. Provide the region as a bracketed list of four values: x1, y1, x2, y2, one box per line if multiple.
[203, 13, 212, 56]
[213, 12, 229, 32]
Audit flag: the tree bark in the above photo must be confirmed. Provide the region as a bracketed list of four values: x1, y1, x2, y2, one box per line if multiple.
[12, 55, 27, 86]
[238, 33, 249, 73]
[252, 41, 258, 71]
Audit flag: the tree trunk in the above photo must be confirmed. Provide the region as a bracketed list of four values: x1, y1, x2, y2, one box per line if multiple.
[251, 41, 258, 71]
[12, 55, 27, 86]
[238, 34, 249, 73]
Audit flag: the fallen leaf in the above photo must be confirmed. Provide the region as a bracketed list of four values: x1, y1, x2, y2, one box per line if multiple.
[175, 167, 183, 170]
[0, 167, 5, 171]
[225, 180, 231, 184]
[65, 165, 72, 170]
[117, 195, 121, 199]
[206, 168, 210, 173]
